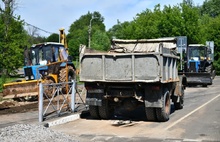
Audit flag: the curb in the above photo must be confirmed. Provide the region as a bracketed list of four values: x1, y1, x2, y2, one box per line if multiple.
[43, 110, 90, 128]
[44, 113, 80, 127]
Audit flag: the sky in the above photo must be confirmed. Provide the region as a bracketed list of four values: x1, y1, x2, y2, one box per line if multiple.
[1, 0, 204, 37]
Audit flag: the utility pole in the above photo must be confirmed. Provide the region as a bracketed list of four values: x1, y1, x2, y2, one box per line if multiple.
[88, 16, 98, 48]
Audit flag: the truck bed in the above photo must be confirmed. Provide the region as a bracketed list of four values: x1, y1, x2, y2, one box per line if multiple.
[80, 51, 179, 83]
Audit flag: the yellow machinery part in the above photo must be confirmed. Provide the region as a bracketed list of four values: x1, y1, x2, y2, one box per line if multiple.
[3, 80, 39, 99]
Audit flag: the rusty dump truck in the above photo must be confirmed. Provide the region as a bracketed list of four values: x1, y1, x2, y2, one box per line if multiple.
[79, 37, 186, 122]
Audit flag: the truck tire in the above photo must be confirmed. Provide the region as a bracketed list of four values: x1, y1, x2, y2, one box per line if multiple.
[145, 108, 157, 121]
[59, 66, 75, 94]
[156, 89, 171, 122]
[89, 105, 100, 119]
[98, 99, 113, 119]
[174, 87, 184, 110]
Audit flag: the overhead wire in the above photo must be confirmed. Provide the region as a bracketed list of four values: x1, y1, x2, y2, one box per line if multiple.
[0, 7, 54, 35]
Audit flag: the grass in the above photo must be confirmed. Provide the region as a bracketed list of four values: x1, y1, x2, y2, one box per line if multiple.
[0, 76, 17, 93]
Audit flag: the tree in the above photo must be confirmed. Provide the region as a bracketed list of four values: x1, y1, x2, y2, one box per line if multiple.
[178, 1, 204, 44]
[0, 0, 29, 76]
[67, 11, 109, 59]
[91, 30, 110, 51]
[46, 33, 59, 42]
[201, 0, 220, 17]
[107, 20, 134, 39]
[157, 5, 184, 37]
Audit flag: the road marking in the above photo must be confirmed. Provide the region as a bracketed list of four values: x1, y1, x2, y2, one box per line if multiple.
[165, 94, 220, 130]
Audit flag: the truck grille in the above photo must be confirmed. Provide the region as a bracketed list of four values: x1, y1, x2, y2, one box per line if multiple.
[24, 67, 34, 80]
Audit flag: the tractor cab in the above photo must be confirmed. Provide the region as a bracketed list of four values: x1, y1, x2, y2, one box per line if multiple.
[187, 44, 211, 73]
[23, 42, 70, 81]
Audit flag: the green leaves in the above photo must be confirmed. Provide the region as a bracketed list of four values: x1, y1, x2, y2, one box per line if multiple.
[67, 11, 110, 58]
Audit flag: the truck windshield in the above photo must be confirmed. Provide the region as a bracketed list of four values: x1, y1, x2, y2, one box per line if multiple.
[188, 46, 206, 60]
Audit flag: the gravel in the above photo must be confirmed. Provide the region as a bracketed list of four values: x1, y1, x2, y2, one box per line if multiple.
[0, 124, 79, 142]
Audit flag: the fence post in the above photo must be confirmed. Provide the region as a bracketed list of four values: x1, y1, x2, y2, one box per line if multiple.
[39, 83, 44, 122]
[71, 80, 76, 112]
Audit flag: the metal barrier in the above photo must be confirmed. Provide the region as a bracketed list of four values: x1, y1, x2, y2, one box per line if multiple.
[38, 80, 87, 122]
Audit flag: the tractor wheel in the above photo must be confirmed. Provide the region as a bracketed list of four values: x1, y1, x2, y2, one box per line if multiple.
[145, 107, 157, 121]
[98, 99, 114, 119]
[156, 89, 171, 122]
[89, 105, 100, 119]
[44, 78, 55, 98]
[59, 66, 76, 94]
[205, 64, 213, 73]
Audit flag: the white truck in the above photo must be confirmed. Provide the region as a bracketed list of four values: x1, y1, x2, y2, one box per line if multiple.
[79, 37, 186, 122]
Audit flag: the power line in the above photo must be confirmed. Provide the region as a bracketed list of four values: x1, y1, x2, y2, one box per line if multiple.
[0, 8, 54, 35]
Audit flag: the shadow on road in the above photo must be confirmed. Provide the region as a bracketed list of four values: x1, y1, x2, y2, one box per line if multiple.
[80, 104, 177, 122]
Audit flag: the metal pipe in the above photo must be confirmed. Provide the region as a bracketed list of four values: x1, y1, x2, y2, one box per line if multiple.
[71, 80, 76, 112]
[39, 83, 43, 122]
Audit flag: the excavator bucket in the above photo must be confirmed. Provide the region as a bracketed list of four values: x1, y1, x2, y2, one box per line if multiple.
[3, 80, 38, 99]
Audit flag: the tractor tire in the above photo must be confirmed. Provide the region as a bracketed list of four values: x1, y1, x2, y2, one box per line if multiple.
[205, 64, 213, 73]
[44, 78, 55, 98]
[98, 99, 113, 119]
[59, 66, 75, 94]
[89, 105, 100, 119]
[145, 107, 157, 121]
[156, 89, 171, 122]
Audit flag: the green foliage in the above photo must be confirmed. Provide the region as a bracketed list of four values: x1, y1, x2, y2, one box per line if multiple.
[0, 75, 6, 93]
[0, 13, 29, 75]
[46, 33, 59, 42]
[91, 30, 110, 51]
[201, 0, 220, 17]
[67, 11, 109, 58]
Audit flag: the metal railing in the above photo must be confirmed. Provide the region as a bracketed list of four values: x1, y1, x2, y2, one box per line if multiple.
[38, 80, 87, 122]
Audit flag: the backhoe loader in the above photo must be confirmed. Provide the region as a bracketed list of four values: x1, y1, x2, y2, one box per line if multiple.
[2, 29, 76, 100]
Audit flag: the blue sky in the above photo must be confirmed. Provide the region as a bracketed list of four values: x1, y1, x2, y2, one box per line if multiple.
[1, 0, 204, 37]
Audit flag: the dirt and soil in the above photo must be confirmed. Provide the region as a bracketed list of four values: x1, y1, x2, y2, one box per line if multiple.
[0, 94, 39, 115]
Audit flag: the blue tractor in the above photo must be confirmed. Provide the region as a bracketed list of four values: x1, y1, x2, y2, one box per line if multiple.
[3, 29, 76, 100]
[183, 44, 215, 87]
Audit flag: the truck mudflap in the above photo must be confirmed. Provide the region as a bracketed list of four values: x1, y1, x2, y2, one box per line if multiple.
[3, 80, 38, 99]
[183, 72, 212, 86]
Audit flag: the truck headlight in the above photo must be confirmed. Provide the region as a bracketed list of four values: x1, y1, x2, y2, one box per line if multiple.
[30, 75, 34, 80]
[25, 76, 29, 80]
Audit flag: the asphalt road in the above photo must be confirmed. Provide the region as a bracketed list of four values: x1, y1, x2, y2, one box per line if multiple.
[51, 76, 220, 142]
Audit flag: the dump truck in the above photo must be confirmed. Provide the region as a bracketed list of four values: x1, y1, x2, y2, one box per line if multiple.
[79, 37, 186, 122]
[2, 29, 76, 100]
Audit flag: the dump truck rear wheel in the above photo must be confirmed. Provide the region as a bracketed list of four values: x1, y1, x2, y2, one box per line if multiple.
[145, 108, 157, 121]
[89, 105, 100, 119]
[99, 99, 113, 119]
[156, 89, 170, 122]
[59, 66, 75, 94]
